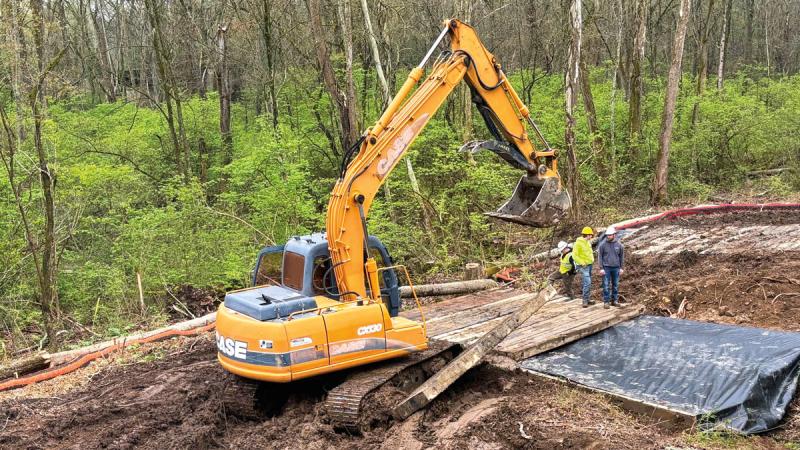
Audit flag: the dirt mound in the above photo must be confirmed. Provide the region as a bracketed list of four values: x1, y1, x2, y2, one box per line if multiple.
[622, 250, 800, 332]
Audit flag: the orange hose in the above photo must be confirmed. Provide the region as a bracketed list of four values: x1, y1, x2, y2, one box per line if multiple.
[0, 322, 216, 392]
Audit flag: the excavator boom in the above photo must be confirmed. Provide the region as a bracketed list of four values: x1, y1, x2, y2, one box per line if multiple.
[327, 19, 571, 303]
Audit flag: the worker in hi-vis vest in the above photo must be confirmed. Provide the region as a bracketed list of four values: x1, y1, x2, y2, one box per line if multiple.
[548, 241, 576, 297]
[573, 227, 596, 307]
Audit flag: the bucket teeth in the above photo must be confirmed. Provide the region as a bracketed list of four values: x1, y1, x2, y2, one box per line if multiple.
[487, 175, 571, 227]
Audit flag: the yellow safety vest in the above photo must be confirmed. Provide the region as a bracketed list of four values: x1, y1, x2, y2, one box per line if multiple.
[573, 237, 594, 265]
[559, 253, 574, 274]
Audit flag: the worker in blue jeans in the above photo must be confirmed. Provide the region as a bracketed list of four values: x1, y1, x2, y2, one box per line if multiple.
[573, 227, 596, 307]
[598, 226, 624, 308]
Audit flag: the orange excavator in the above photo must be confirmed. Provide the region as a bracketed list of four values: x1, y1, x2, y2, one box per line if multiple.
[216, 19, 570, 428]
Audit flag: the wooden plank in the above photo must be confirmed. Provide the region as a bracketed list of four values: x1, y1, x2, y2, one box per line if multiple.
[499, 306, 644, 360]
[426, 293, 569, 337]
[433, 300, 577, 343]
[392, 287, 555, 420]
[501, 304, 627, 343]
[401, 288, 518, 321]
[501, 306, 641, 351]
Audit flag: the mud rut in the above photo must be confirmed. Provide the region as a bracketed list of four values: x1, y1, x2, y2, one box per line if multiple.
[1, 209, 799, 449]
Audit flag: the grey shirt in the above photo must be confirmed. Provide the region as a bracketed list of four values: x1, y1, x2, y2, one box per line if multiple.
[598, 239, 624, 268]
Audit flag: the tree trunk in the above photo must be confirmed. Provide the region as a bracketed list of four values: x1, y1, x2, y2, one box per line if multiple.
[89, 1, 117, 102]
[336, 0, 359, 145]
[609, 0, 624, 173]
[359, 0, 390, 107]
[216, 24, 233, 165]
[0, 352, 50, 380]
[564, 0, 583, 214]
[652, 0, 692, 206]
[308, 0, 358, 153]
[144, 0, 191, 182]
[260, 0, 279, 130]
[691, 0, 715, 127]
[405, 158, 432, 233]
[716, 0, 731, 90]
[628, 0, 647, 158]
[29, 0, 63, 350]
[579, 59, 603, 174]
[745, 0, 755, 63]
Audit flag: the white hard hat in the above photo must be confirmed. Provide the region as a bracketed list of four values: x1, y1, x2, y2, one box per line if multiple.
[606, 226, 617, 235]
[557, 241, 569, 252]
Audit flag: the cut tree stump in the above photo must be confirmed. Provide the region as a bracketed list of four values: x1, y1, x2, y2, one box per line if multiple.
[464, 263, 483, 280]
[392, 286, 555, 420]
[399, 279, 498, 298]
[0, 352, 51, 380]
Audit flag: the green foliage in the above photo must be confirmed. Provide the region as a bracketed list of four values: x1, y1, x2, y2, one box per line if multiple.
[1, 68, 799, 348]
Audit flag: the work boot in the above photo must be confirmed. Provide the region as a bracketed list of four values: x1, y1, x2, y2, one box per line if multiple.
[582, 303, 589, 308]
[588, 300, 596, 305]
[612, 301, 620, 307]
[603, 303, 610, 309]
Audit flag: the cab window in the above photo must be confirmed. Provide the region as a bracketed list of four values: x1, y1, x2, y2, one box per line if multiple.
[255, 251, 282, 286]
[311, 256, 334, 295]
[283, 251, 305, 291]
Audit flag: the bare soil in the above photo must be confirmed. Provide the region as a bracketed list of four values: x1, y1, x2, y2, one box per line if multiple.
[0, 336, 682, 450]
[2, 209, 800, 449]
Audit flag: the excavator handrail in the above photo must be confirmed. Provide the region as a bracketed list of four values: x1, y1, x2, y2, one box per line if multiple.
[377, 264, 427, 334]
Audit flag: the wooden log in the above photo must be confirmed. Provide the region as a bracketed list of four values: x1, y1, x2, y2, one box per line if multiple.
[399, 279, 498, 298]
[392, 286, 555, 420]
[0, 352, 51, 380]
[464, 262, 483, 280]
[48, 312, 216, 367]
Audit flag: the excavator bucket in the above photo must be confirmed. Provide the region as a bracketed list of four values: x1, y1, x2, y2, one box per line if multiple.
[486, 174, 571, 227]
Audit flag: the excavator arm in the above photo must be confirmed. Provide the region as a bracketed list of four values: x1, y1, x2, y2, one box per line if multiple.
[326, 19, 571, 302]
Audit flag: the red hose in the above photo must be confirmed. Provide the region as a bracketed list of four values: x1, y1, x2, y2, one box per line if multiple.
[614, 202, 800, 231]
[0, 322, 216, 392]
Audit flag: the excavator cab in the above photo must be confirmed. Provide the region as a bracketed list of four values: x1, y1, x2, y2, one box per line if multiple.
[250, 234, 402, 316]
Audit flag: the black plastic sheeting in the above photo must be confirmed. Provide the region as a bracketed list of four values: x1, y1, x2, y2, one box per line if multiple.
[521, 316, 800, 434]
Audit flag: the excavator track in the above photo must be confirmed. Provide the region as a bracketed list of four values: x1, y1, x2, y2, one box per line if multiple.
[325, 340, 461, 433]
[221, 373, 288, 420]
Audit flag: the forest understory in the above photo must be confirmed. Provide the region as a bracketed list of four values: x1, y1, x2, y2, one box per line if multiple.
[1, 209, 799, 449]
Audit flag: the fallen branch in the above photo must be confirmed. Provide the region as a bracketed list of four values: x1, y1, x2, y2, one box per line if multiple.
[746, 168, 787, 177]
[48, 312, 216, 367]
[518, 422, 533, 440]
[771, 293, 800, 304]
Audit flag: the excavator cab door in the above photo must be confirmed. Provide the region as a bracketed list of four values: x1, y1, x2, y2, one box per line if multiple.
[367, 242, 400, 317]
